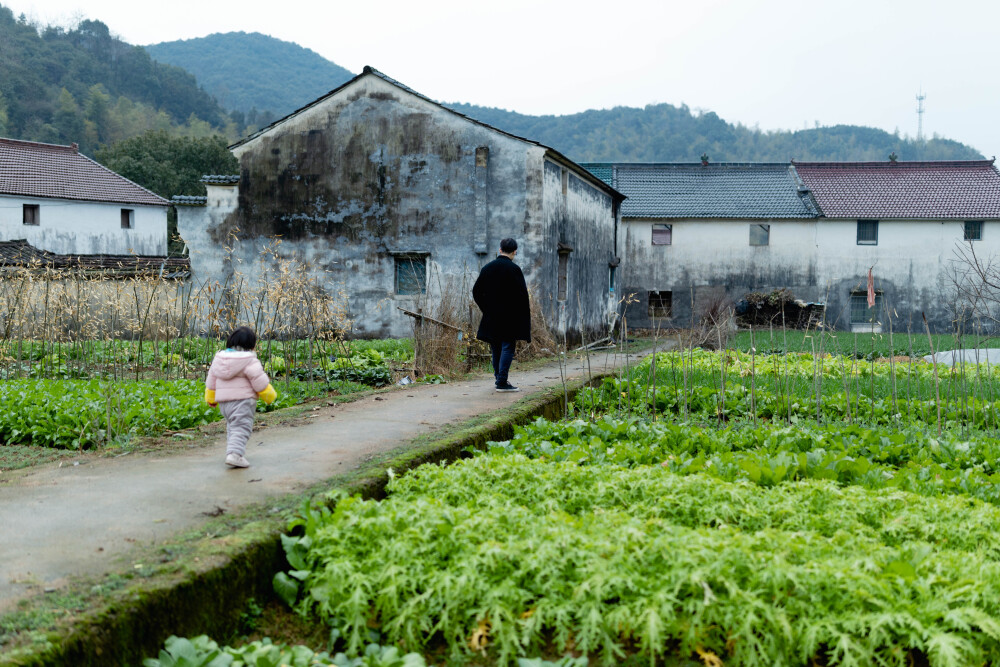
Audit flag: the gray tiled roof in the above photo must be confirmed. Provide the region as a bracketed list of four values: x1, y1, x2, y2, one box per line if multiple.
[583, 163, 818, 219]
[171, 195, 207, 206]
[200, 175, 240, 184]
[0, 239, 189, 277]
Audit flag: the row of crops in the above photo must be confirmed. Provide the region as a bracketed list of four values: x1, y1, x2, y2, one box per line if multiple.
[143, 346, 1000, 666]
[0, 339, 413, 449]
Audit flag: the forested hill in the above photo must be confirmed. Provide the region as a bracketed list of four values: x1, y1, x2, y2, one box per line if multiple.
[146, 32, 354, 119]
[446, 103, 983, 163]
[145, 30, 981, 163]
[0, 5, 233, 153]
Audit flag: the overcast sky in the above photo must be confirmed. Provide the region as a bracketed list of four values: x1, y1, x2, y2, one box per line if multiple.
[5, 0, 1000, 157]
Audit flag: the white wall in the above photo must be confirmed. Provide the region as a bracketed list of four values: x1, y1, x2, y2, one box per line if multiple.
[0, 194, 168, 256]
[620, 216, 999, 330]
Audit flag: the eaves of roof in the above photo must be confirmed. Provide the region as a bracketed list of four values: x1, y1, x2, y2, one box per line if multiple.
[230, 67, 623, 203]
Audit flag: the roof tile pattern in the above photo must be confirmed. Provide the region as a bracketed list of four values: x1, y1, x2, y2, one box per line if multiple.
[0, 138, 168, 206]
[0, 239, 188, 277]
[794, 161, 1000, 219]
[583, 163, 817, 219]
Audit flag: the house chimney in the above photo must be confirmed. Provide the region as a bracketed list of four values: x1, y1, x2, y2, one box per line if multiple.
[700, 152, 709, 166]
[70, 142, 79, 152]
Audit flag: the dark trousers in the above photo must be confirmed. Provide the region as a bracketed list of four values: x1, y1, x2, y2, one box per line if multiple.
[489, 340, 516, 386]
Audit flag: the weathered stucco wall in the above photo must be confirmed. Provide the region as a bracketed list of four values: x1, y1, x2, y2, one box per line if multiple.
[537, 160, 617, 342]
[0, 195, 167, 256]
[180, 73, 617, 339]
[620, 216, 986, 331]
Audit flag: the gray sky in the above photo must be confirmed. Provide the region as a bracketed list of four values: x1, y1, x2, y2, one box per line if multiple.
[5, 0, 1000, 157]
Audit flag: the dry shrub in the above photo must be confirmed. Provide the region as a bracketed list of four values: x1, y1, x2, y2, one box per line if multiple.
[410, 281, 559, 377]
[410, 275, 472, 378]
[686, 294, 734, 350]
[519, 287, 558, 359]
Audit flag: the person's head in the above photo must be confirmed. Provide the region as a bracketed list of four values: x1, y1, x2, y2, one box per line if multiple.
[226, 326, 257, 351]
[499, 238, 518, 257]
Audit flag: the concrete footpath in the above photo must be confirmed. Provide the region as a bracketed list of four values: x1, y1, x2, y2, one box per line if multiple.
[0, 348, 642, 612]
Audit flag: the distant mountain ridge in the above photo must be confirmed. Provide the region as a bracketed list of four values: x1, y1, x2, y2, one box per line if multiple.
[144, 31, 981, 163]
[146, 32, 354, 119]
[0, 4, 232, 152]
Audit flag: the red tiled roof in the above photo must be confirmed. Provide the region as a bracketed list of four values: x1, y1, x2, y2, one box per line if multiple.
[0, 137, 168, 206]
[793, 160, 1000, 219]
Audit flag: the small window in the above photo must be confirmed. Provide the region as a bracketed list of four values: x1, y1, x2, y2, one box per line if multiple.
[857, 220, 878, 245]
[609, 266, 616, 293]
[557, 253, 568, 301]
[965, 220, 983, 241]
[750, 223, 770, 246]
[394, 256, 427, 295]
[23, 204, 39, 226]
[850, 291, 883, 325]
[475, 146, 489, 168]
[648, 291, 672, 319]
[561, 168, 568, 197]
[121, 208, 134, 229]
[652, 224, 672, 246]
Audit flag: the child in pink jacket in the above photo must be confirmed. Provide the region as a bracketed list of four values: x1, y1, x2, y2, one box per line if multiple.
[205, 326, 277, 468]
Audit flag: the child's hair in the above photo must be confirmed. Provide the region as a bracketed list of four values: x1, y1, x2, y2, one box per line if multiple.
[226, 326, 257, 351]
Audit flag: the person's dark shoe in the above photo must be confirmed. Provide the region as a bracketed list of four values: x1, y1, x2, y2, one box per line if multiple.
[495, 382, 520, 392]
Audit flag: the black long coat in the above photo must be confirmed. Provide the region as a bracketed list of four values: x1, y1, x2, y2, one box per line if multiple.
[472, 255, 531, 343]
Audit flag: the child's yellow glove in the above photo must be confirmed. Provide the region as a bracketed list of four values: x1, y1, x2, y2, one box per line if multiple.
[205, 388, 217, 407]
[258, 384, 277, 405]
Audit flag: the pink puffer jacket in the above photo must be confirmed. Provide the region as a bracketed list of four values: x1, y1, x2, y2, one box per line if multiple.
[205, 350, 271, 402]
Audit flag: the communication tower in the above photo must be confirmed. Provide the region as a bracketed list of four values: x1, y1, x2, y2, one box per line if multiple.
[916, 90, 926, 143]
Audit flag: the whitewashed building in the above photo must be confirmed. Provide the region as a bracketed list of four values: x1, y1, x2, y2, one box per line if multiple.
[585, 159, 1000, 332]
[0, 137, 170, 257]
[176, 67, 623, 340]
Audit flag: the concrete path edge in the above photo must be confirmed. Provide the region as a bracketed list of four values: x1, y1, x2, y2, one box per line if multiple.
[0, 376, 595, 666]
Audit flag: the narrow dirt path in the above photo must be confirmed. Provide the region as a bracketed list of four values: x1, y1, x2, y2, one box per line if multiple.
[0, 348, 644, 610]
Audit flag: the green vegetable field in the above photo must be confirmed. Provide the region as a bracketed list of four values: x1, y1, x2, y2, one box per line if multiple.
[0, 338, 413, 450]
[253, 346, 1000, 666]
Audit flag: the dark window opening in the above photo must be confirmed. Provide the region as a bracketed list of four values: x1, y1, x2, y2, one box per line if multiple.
[750, 223, 770, 246]
[394, 256, 427, 296]
[648, 291, 672, 319]
[652, 224, 672, 245]
[850, 291, 883, 325]
[965, 220, 983, 241]
[557, 253, 568, 301]
[23, 204, 39, 226]
[609, 266, 616, 293]
[121, 208, 134, 229]
[475, 146, 489, 167]
[857, 220, 878, 245]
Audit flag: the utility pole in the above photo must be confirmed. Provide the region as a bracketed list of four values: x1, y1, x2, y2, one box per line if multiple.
[916, 90, 926, 143]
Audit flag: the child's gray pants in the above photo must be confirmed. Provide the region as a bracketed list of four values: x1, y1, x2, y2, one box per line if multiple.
[218, 398, 257, 456]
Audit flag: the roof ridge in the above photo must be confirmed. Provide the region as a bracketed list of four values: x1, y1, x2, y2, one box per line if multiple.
[793, 159, 996, 168]
[0, 136, 78, 152]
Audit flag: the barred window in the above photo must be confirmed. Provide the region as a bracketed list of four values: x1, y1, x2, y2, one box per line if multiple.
[857, 220, 878, 245]
[850, 292, 883, 324]
[648, 291, 672, 319]
[965, 220, 983, 241]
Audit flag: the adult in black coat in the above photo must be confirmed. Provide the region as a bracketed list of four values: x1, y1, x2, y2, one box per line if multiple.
[472, 238, 531, 392]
